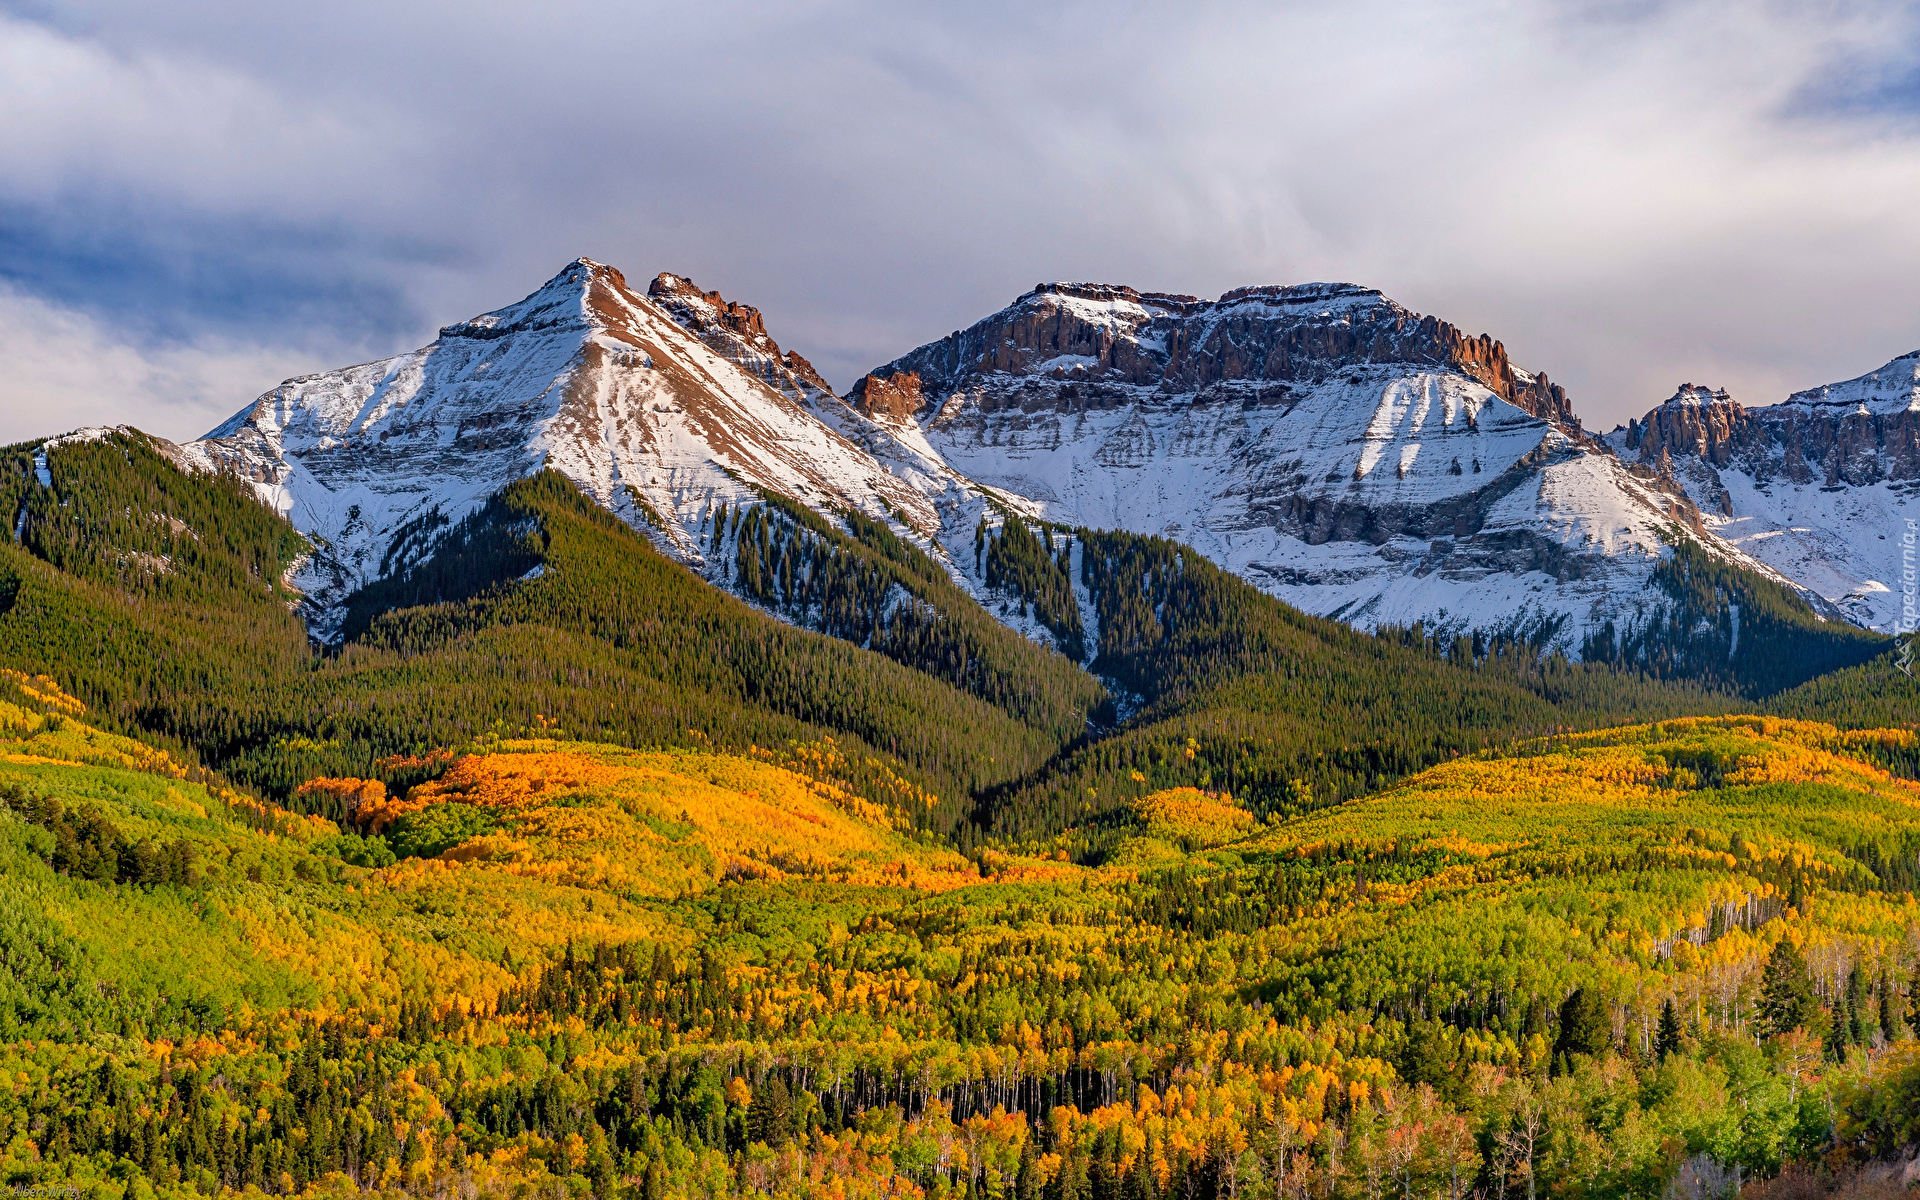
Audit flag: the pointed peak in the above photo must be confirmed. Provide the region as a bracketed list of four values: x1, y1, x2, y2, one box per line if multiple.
[438, 256, 635, 341]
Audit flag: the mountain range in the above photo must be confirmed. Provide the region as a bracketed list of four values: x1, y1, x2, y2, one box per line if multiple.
[146, 257, 1907, 671]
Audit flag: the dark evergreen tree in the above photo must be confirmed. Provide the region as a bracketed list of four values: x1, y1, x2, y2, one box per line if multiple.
[1655, 998, 1683, 1062]
[1758, 939, 1818, 1038]
[1846, 965, 1872, 1046]
[1554, 988, 1611, 1060]
[1017, 1136, 1040, 1200]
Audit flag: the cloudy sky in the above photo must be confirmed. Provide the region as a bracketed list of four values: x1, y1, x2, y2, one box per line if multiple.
[1, 0, 1916, 443]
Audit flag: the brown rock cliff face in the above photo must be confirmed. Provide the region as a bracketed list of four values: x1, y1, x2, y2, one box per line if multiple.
[857, 281, 1580, 427]
[848, 370, 925, 422]
[1626, 372, 1920, 487]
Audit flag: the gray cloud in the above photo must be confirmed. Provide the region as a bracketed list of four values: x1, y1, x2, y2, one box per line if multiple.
[1, 0, 1916, 443]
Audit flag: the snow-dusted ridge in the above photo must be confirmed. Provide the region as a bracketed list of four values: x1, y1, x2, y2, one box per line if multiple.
[843, 277, 1826, 656]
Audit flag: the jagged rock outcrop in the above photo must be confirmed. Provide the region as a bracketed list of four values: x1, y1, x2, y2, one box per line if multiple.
[1622, 384, 1753, 469]
[644, 271, 834, 399]
[848, 370, 925, 422]
[1624, 362, 1920, 489]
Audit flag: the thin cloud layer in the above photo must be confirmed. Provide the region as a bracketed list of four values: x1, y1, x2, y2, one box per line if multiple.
[0, 283, 321, 444]
[1, 0, 1917, 443]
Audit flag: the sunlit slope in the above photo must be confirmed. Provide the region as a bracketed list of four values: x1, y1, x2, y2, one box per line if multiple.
[1135, 716, 1920, 1033]
[11, 695, 1920, 1196]
[309, 741, 998, 896]
[0, 675, 1024, 1035]
[1253, 716, 1920, 874]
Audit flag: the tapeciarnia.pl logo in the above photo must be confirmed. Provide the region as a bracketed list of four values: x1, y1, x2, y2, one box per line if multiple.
[1900, 518, 1917, 678]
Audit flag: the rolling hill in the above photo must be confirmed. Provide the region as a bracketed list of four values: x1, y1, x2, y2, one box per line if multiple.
[3, 664, 1920, 1198]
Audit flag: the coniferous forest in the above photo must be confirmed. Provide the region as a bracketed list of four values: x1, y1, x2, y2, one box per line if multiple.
[2, 429, 1920, 1200]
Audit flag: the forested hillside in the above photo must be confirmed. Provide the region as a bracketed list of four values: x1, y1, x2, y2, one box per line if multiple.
[3, 431, 1911, 857]
[5, 668, 1920, 1200]
[976, 522, 1723, 844]
[713, 492, 1104, 741]
[1580, 535, 1888, 693]
[6, 429, 1920, 1199]
[967, 517, 1912, 847]
[0, 434, 1077, 830]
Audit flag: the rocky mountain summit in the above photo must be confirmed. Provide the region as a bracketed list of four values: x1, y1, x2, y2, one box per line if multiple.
[183, 259, 951, 638]
[846, 279, 1810, 653]
[851, 281, 1579, 428]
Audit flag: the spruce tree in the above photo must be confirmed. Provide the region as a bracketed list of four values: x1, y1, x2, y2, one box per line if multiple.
[1128, 1137, 1156, 1200]
[1017, 1136, 1040, 1200]
[1826, 1002, 1851, 1062]
[1554, 987, 1612, 1059]
[1655, 998, 1683, 1061]
[1758, 939, 1817, 1037]
[1847, 966, 1871, 1045]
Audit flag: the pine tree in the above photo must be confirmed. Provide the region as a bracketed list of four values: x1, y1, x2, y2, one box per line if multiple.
[1826, 1002, 1851, 1062]
[1881, 971, 1903, 1041]
[1017, 1136, 1040, 1200]
[1554, 988, 1611, 1059]
[1847, 966, 1871, 1045]
[1655, 998, 1683, 1061]
[1759, 939, 1817, 1038]
[1128, 1137, 1156, 1200]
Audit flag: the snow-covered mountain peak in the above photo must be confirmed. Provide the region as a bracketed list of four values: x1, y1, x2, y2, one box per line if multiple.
[184, 258, 956, 639]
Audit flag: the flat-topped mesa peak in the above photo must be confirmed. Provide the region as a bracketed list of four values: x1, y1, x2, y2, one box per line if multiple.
[1025, 281, 1210, 316]
[852, 278, 1581, 428]
[646, 271, 832, 396]
[1216, 281, 1384, 307]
